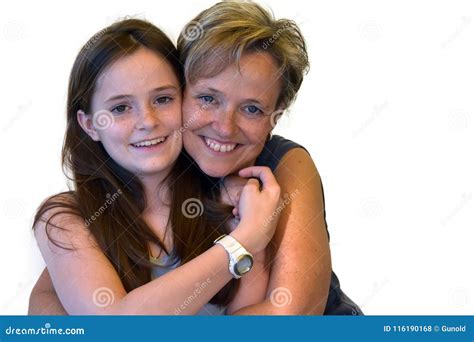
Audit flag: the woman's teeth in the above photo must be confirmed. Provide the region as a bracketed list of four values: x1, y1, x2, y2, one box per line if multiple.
[132, 137, 166, 147]
[204, 137, 237, 152]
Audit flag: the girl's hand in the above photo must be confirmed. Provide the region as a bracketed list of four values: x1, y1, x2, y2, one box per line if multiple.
[230, 166, 281, 254]
[220, 174, 246, 221]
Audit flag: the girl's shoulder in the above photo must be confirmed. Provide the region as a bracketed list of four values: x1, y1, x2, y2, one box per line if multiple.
[33, 191, 96, 251]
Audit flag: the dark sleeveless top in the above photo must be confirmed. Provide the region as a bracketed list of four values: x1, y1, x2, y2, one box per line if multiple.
[256, 135, 363, 315]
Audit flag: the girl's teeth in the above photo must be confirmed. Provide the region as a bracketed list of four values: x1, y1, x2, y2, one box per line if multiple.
[133, 137, 166, 147]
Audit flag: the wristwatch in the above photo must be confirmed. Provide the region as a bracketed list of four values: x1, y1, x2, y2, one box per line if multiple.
[214, 235, 254, 279]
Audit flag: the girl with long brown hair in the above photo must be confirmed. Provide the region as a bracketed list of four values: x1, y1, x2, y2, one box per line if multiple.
[32, 18, 281, 315]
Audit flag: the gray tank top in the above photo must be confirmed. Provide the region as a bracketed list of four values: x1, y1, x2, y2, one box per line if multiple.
[150, 252, 226, 316]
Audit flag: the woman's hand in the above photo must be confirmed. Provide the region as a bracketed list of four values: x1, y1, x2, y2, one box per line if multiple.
[230, 166, 281, 255]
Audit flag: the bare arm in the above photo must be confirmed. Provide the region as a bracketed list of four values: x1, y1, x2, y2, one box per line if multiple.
[34, 167, 281, 315]
[28, 268, 67, 315]
[230, 148, 332, 315]
[219, 178, 271, 314]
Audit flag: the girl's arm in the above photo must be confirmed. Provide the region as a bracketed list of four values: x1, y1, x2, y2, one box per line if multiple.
[218, 176, 270, 314]
[35, 213, 232, 315]
[229, 149, 332, 315]
[34, 167, 281, 315]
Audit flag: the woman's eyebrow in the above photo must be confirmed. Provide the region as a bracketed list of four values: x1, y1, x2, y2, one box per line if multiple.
[242, 98, 269, 110]
[196, 87, 223, 95]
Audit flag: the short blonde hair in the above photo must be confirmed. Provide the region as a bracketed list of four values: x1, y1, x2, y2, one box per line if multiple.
[178, 0, 309, 109]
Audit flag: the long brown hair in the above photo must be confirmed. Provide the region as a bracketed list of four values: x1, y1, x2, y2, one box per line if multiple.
[33, 19, 238, 307]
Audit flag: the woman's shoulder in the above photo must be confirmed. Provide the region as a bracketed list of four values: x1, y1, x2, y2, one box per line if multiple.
[256, 135, 309, 171]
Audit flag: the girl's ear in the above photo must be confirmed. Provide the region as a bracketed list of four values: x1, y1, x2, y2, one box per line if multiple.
[77, 110, 100, 141]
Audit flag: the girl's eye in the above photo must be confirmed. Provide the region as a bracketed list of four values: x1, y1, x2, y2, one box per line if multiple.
[244, 105, 263, 115]
[155, 96, 173, 104]
[198, 95, 216, 104]
[111, 104, 129, 114]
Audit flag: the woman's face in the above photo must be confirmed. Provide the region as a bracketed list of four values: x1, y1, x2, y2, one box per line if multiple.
[182, 52, 282, 177]
[80, 47, 182, 178]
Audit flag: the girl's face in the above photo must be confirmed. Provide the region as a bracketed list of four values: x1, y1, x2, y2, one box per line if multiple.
[182, 52, 282, 177]
[79, 47, 182, 178]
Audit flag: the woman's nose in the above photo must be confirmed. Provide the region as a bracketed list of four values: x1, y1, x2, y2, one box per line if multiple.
[212, 109, 238, 139]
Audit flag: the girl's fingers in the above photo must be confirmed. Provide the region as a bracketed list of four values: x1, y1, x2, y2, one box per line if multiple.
[238, 166, 278, 191]
[244, 178, 261, 191]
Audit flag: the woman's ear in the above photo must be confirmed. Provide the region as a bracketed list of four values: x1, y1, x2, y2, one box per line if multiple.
[77, 110, 100, 141]
[269, 108, 285, 128]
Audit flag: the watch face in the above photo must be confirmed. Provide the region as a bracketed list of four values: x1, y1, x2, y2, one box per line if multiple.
[235, 255, 254, 275]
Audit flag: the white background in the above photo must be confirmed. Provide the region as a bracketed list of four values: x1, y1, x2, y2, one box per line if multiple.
[0, 0, 473, 315]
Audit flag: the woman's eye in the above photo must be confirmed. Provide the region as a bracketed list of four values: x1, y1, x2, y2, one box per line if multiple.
[111, 104, 129, 114]
[155, 96, 173, 104]
[198, 95, 216, 104]
[244, 105, 263, 115]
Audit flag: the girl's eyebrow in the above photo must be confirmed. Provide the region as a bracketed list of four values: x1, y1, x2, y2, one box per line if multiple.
[104, 85, 178, 103]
